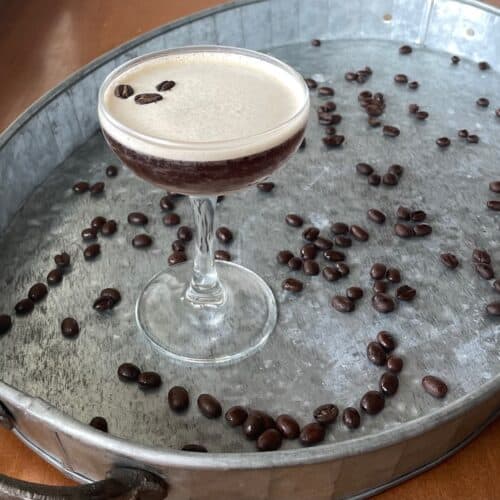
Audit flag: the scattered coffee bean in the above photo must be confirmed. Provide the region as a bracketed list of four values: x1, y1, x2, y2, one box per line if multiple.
[117, 362, 141, 382]
[323, 249, 345, 262]
[100, 288, 121, 305]
[415, 110, 429, 120]
[90, 182, 105, 195]
[282, 277, 303, 292]
[286, 214, 304, 227]
[225, 406, 248, 427]
[387, 355, 403, 373]
[171, 240, 185, 253]
[91, 216, 106, 230]
[487, 200, 500, 211]
[410, 210, 426, 222]
[493, 279, 500, 293]
[323, 135, 345, 147]
[331, 222, 349, 235]
[288, 257, 302, 271]
[277, 250, 294, 265]
[53, 252, 70, 271]
[467, 134, 480, 144]
[101, 219, 117, 236]
[394, 223, 414, 238]
[156, 80, 175, 91]
[335, 262, 350, 277]
[335, 235, 352, 247]
[132, 234, 152, 248]
[83, 243, 101, 261]
[414, 223, 432, 236]
[379, 372, 399, 396]
[81, 227, 97, 241]
[478, 61, 490, 70]
[475, 263, 494, 280]
[243, 413, 265, 439]
[257, 429, 282, 451]
[368, 173, 381, 186]
[128, 212, 148, 225]
[175, 226, 192, 242]
[159, 196, 174, 211]
[182, 444, 207, 452]
[47, 268, 63, 285]
[216, 226, 233, 244]
[323, 101, 336, 112]
[299, 422, 325, 446]
[396, 285, 417, 301]
[408, 81, 419, 89]
[59, 317, 79, 338]
[106, 165, 118, 177]
[342, 407, 361, 429]
[93, 296, 114, 312]
[451, 55, 460, 64]
[301, 243, 317, 260]
[303, 260, 320, 276]
[399, 45, 412, 54]
[332, 295, 354, 312]
[346, 287, 363, 301]
[408, 103, 419, 114]
[73, 181, 89, 194]
[216, 250, 232, 261]
[394, 74, 408, 84]
[486, 302, 500, 316]
[15, 298, 34, 315]
[257, 182, 275, 192]
[168, 386, 190, 413]
[368, 117, 381, 127]
[386, 268, 401, 283]
[356, 163, 374, 176]
[0, 315, 12, 335]
[372, 293, 396, 313]
[396, 206, 411, 220]
[114, 84, 134, 98]
[313, 404, 338, 425]
[311, 38, 321, 46]
[252, 411, 275, 431]
[383, 125, 400, 137]
[367, 341, 387, 366]
[135, 93, 162, 104]
[422, 375, 448, 398]
[476, 97, 490, 107]
[440, 253, 459, 269]
[163, 213, 180, 226]
[90, 417, 108, 432]
[382, 173, 398, 186]
[138, 371, 162, 390]
[322, 266, 341, 282]
[360, 391, 385, 415]
[373, 281, 388, 293]
[389, 164, 404, 178]
[276, 414, 300, 439]
[370, 263, 387, 280]
[377, 331, 395, 352]
[436, 137, 451, 147]
[303, 227, 320, 241]
[472, 249, 491, 264]
[318, 86, 334, 96]
[345, 71, 358, 81]
[168, 251, 187, 266]
[305, 78, 317, 89]
[28, 283, 48, 303]
[313, 237, 333, 250]
[350, 225, 369, 241]
[458, 129, 469, 138]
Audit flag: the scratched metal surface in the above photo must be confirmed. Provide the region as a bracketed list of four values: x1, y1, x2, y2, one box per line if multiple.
[0, 39, 499, 454]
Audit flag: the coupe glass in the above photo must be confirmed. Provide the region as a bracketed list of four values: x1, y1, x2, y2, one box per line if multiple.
[98, 46, 309, 364]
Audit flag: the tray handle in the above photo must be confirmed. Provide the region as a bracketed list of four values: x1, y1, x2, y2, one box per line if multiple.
[0, 467, 168, 499]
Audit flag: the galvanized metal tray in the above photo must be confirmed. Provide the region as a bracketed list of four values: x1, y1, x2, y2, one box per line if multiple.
[0, 1, 499, 498]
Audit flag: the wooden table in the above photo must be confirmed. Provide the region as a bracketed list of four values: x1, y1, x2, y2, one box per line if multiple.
[0, 1, 499, 498]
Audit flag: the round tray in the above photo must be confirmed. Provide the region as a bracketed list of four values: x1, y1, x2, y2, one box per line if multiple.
[1, 1, 499, 499]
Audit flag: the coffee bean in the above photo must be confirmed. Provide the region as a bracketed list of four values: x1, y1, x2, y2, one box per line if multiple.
[382, 173, 398, 186]
[275, 414, 300, 439]
[250, 411, 275, 431]
[47, 268, 63, 285]
[493, 279, 500, 293]
[367, 208, 385, 224]
[243, 413, 265, 439]
[377, 331, 396, 352]
[257, 182, 275, 192]
[368, 173, 381, 186]
[303, 260, 320, 276]
[322, 266, 341, 282]
[313, 404, 338, 425]
[135, 93, 163, 104]
[387, 355, 403, 373]
[370, 263, 387, 280]
[350, 225, 369, 241]
[358, 90, 372, 101]
[90, 182, 105, 195]
[496, 108, 500, 117]
[436, 137, 451, 147]
[100, 288, 121, 305]
[225, 406, 248, 427]
[440, 253, 459, 269]
[476, 97, 489, 107]
[323, 250, 345, 262]
[367, 341, 387, 366]
[335, 262, 350, 277]
[345, 71, 358, 81]
[303, 227, 320, 241]
[373, 281, 387, 293]
[286, 214, 303, 227]
[414, 223, 432, 236]
[368, 117, 381, 127]
[323, 135, 345, 147]
[332, 295, 354, 312]
[299, 422, 325, 446]
[422, 375, 448, 398]
[256, 429, 282, 452]
[301, 243, 317, 260]
[156, 80, 176, 91]
[472, 249, 491, 264]
[386, 268, 401, 283]
[394, 74, 408, 84]
[288, 257, 302, 271]
[91, 216, 106, 230]
[166, 250, 187, 266]
[182, 444, 207, 452]
[451, 55, 460, 64]
[54, 251, 72, 266]
[408, 81, 419, 89]
[313, 237, 333, 250]
[325, 126, 337, 135]
[331, 222, 349, 234]
[117, 362, 140, 382]
[128, 212, 148, 225]
[342, 407, 361, 429]
[458, 129, 469, 138]
[487, 200, 500, 211]
[163, 213, 180, 226]
[58, 317, 79, 339]
[360, 391, 385, 415]
[346, 286, 363, 300]
[394, 223, 414, 238]
[28, 283, 48, 303]
[282, 277, 303, 292]
[277, 250, 294, 265]
[168, 386, 189, 413]
[93, 296, 114, 312]
[335, 235, 352, 247]
[466, 134, 479, 144]
[366, 104, 383, 117]
[356, 163, 374, 176]
[396, 285, 417, 301]
[101, 219, 117, 236]
[81, 227, 97, 241]
[383, 125, 400, 137]
[90, 417, 108, 432]
[171, 240, 185, 253]
[396, 206, 411, 220]
[410, 210, 426, 222]
[73, 181, 89, 193]
[486, 302, 500, 316]
[379, 372, 399, 396]
[0, 315, 12, 335]
[318, 112, 338, 126]
[305, 78, 317, 89]
[415, 110, 429, 120]
[389, 164, 404, 178]
[408, 103, 419, 114]
[372, 293, 395, 313]
[159, 196, 175, 211]
[475, 263, 494, 280]
[216, 226, 233, 244]
[114, 84, 134, 98]
[106, 165, 118, 177]
[132, 234, 152, 248]
[138, 372, 162, 390]
[15, 298, 34, 315]
[323, 101, 336, 112]
[311, 38, 321, 46]
[399, 45, 412, 54]
[318, 86, 334, 96]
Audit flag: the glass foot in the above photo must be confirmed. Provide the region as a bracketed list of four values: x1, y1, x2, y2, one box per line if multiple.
[136, 261, 277, 365]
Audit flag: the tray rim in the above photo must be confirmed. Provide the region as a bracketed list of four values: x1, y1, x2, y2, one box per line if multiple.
[1, 0, 500, 472]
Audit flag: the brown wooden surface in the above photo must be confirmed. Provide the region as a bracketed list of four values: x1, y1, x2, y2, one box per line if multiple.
[0, 1, 499, 498]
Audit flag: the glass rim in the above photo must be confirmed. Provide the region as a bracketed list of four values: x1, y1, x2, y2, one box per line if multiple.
[97, 45, 310, 151]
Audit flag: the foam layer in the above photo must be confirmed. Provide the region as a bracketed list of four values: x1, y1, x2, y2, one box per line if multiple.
[99, 49, 308, 161]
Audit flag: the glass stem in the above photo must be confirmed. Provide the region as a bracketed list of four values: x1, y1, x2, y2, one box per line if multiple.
[184, 196, 226, 307]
